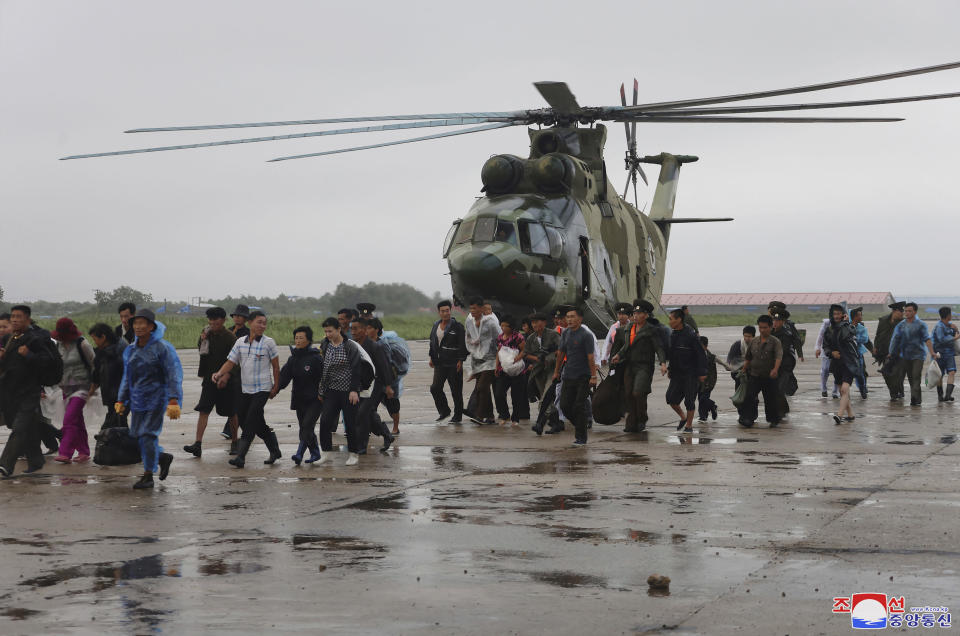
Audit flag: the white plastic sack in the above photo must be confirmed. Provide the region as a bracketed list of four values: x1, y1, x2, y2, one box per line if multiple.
[39, 387, 107, 427]
[498, 347, 525, 377]
[925, 359, 942, 389]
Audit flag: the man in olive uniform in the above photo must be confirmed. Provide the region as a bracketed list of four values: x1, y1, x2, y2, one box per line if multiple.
[874, 301, 906, 400]
[768, 301, 804, 361]
[611, 300, 667, 432]
[525, 312, 561, 435]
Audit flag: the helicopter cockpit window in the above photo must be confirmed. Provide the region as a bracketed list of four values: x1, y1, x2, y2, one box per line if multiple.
[443, 221, 460, 257]
[518, 221, 550, 256]
[455, 218, 476, 245]
[473, 217, 497, 243]
[494, 220, 518, 247]
[545, 226, 564, 259]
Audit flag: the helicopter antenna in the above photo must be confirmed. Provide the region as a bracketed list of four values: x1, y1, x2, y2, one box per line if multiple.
[620, 78, 647, 207]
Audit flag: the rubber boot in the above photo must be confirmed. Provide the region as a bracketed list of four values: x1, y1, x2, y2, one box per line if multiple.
[291, 441, 308, 466]
[158, 453, 173, 480]
[183, 441, 202, 457]
[228, 438, 252, 468]
[263, 429, 282, 465]
[937, 385, 944, 402]
[304, 440, 322, 463]
[946, 384, 955, 402]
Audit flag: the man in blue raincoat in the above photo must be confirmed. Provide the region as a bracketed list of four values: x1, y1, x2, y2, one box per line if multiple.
[116, 308, 182, 489]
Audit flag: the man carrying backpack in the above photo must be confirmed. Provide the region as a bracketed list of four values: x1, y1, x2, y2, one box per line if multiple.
[373, 318, 410, 435]
[351, 317, 396, 452]
[0, 305, 59, 477]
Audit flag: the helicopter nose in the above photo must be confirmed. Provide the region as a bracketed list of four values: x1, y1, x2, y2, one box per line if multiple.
[453, 250, 505, 288]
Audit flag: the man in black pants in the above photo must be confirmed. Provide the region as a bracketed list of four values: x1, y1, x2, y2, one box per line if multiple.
[429, 300, 467, 423]
[351, 318, 396, 452]
[0, 305, 50, 477]
[665, 308, 707, 433]
[555, 307, 597, 446]
[739, 315, 783, 428]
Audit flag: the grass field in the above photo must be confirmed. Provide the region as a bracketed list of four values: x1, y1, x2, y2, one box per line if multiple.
[34, 313, 441, 349]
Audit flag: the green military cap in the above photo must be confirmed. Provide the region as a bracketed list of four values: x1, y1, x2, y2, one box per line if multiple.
[767, 300, 787, 312]
[632, 299, 654, 314]
[614, 302, 632, 315]
[888, 301, 906, 310]
[356, 302, 376, 317]
[773, 309, 790, 321]
[554, 305, 571, 318]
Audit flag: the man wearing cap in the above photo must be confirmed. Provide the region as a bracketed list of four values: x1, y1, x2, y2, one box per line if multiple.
[888, 302, 936, 406]
[602, 303, 632, 366]
[221, 304, 251, 440]
[874, 301, 906, 400]
[185, 307, 239, 458]
[611, 299, 667, 432]
[849, 308, 873, 400]
[525, 312, 561, 434]
[115, 308, 180, 489]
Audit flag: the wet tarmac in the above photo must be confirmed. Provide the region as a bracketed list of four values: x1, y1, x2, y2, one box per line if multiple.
[1, 324, 958, 634]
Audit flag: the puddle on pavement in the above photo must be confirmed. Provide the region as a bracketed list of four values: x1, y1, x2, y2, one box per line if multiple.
[1, 607, 41, 620]
[521, 492, 596, 513]
[666, 437, 759, 445]
[529, 570, 608, 589]
[346, 492, 409, 511]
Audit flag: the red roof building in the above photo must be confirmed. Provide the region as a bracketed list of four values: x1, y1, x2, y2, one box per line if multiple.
[660, 292, 895, 307]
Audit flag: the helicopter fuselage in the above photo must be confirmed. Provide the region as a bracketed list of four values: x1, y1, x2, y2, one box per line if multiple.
[444, 125, 675, 334]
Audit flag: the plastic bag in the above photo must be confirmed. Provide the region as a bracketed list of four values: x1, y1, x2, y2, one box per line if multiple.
[925, 359, 943, 388]
[731, 371, 748, 407]
[498, 347, 525, 377]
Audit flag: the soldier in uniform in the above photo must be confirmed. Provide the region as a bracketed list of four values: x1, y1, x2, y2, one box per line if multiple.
[873, 301, 906, 401]
[610, 300, 667, 433]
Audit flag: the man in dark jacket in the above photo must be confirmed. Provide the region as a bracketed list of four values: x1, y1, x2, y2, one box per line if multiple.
[352, 317, 396, 452]
[428, 300, 468, 423]
[185, 307, 238, 458]
[611, 300, 666, 433]
[874, 301, 906, 400]
[525, 312, 562, 435]
[88, 323, 128, 430]
[771, 310, 803, 414]
[0, 305, 49, 476]
[115, 302, 136, 344]
[221, 304, 251, 440]
[665, 309, 707, 432]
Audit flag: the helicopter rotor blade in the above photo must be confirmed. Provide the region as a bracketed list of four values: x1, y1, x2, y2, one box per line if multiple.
[618, 115, 904, 123]
[60, 117, 502, 160]
[534, 81, 581, 114]
[619, 83, 631, 145]
[624, 60, 960, 111]
[621, 90, 960, 117]
[622, 171, 631, 200]
[637, 163, 648, 186]
[630, 78, 639, 152]
[268, 121, 517, 162]
[125, 111, 526, 133]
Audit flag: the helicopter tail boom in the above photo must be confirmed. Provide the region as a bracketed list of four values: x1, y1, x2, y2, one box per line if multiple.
[641, 153, 698, 244]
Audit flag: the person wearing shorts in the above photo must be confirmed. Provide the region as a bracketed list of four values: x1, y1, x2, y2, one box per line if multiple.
[932, 306, 959, 402]
[664, 308, 707, 433]
[822, 305, 859, 425]
[184, 307, 238, 458]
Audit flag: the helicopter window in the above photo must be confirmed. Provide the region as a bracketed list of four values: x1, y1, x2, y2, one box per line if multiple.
[518, 221, 550, 256]
[545, 226, 564, 259]
[474, 217, 497, 242]
[456, 218, 476, 245]
[494, 220, 518, 247]
[443, 221, 460, 257]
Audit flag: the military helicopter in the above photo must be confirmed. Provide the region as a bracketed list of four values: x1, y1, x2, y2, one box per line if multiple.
[63, 61, 960, 333]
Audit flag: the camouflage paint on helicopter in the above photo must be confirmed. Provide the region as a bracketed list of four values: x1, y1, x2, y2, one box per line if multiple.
[444, 124, 697, 334]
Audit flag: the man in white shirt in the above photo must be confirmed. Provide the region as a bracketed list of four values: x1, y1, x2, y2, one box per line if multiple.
[213, 311, 282, 468]
[465, 297, 501, 424]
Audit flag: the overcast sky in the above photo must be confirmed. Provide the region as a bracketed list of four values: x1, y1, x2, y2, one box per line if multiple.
[2, 0, 959, 303]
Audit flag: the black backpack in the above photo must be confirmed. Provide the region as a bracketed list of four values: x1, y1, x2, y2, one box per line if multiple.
[33, 335, 64, 387]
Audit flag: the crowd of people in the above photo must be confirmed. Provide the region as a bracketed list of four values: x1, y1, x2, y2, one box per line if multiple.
[0, 296, 956, 486]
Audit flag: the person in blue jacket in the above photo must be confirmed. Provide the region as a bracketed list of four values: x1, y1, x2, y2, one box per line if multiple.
[931, 306, 959, 402]
[116, 308, 182, 489]
[887, 302, 936, 406]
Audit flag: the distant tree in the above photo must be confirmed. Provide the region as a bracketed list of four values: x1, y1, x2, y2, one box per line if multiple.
[93, 286, 154, 310]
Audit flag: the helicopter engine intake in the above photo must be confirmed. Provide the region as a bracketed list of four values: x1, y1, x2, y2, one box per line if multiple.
[480, 154, 524, 194]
